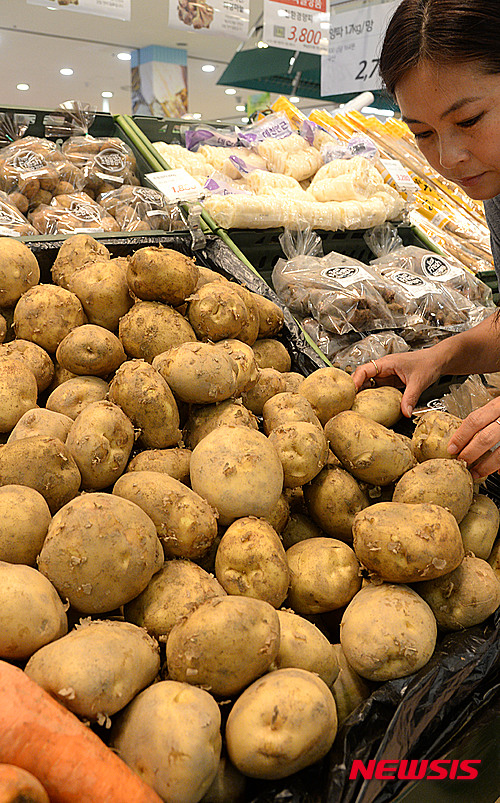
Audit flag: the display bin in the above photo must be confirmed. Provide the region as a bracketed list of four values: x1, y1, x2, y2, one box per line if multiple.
[477, 270, 499, 305]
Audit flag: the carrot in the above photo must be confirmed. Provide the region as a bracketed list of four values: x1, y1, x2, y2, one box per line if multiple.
[0, 764, 49, 803]
[0, 661, 163, 803]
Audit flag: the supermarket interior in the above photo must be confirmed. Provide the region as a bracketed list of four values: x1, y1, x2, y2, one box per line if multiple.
[0, 0, 499, 802]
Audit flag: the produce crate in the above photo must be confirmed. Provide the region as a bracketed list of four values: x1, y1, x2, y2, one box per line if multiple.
[130, 114, 230, 147]
[477, 270, 499, 305]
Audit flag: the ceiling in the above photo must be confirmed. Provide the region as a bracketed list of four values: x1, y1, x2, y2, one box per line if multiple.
[0, 0, 346, 125]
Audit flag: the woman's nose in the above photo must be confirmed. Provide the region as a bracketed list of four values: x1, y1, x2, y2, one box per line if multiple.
[438, 134, 468, 170]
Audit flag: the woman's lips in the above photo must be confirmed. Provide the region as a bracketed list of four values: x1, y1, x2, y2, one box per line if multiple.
[455, 173, 486, 187]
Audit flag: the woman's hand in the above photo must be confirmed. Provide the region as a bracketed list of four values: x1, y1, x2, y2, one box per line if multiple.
[351, 351, 444, 417]
[447, 399, 500, 479]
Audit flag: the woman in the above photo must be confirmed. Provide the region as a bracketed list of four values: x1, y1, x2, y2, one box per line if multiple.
[352, 0, 500, 479]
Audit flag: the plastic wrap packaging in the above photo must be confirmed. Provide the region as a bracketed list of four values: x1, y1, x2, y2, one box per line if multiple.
[61, 135, 139, 198]
[98, 185, 184, 232]
[256, 133, 324, 182]
[29, 191, 120, 235]
[299, 317, 359, 360]
[333, 331, 410, 373]
[0, 190, 38, 236]
[151, 141, 213, 182]
[438, 374, 496, 419]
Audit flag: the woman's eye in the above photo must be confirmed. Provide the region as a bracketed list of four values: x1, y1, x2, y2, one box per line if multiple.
[458, 113, 483, 128]
[413, 131, 432, 140]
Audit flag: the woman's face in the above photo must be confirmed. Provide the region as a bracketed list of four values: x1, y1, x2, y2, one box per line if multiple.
[395, 60, 500, 199]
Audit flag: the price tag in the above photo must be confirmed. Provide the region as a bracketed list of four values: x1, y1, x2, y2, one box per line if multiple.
[145, 168, 203, 203]
[379, 159, 418, 192]
[321, 0, 399, 96]
[263, 0, 330, 56]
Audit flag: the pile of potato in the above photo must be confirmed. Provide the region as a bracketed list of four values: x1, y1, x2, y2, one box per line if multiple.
[0, 232, 499, 803]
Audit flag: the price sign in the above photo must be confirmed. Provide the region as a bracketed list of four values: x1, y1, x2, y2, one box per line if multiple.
[263, 0, 330, 56]
[321, 0, 399, 96]
[144, 169, 203, 203]
[380, 159, 418, 193]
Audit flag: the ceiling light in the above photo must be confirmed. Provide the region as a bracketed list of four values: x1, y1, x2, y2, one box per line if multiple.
[202, 64, 216, 72]
[241, 117, 249, 123]
[16, 84, 29, 91]
[60, 68, 73, 76]
[117, 52, 131, 61]
[290, 96, 300, 103]
[192, 113, 202, 119]
[225, 88, 237, 95]
[101, 91, 113, 98]
[362, 106, 394, 117]
[235, 105, 245, 112]
[257, 41, 269, 48]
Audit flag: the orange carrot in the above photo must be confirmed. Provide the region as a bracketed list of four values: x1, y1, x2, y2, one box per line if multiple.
[0, 764, 50, 803]
[0, 661, 162, 803]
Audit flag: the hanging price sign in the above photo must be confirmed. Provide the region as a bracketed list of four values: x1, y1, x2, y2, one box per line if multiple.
[263, 0, 330, 56]
[144, 169, 203, 203]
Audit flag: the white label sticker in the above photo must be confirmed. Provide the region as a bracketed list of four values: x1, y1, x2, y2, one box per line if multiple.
[145, 168, 203, 202]
[420, 254, 463, 282]
[321, 264, 372, 286]
[390, 270, 435, 298]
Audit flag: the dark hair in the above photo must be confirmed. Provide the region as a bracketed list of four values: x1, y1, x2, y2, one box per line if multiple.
[380, 0, 500, 95]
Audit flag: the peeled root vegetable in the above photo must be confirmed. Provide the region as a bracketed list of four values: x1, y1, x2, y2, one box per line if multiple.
[0, 763, 50, 803]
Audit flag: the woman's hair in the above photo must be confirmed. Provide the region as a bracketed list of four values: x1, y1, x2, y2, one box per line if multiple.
[380, 0, 500, 95]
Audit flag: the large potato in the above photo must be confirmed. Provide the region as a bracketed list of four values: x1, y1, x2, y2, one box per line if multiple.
[45, 375, 109, 420]
[66, 258, 133, 331]
[214, 517, 289, 608]
[37, 492, 163, 613]
[267, 421, 329, 487]
[460, 494, 500, 559]
[0, 561, 67, 660]
[217, 339, 259, 393]
[0, 354, 38, 432]
[0, 485, 51, 564]
[119, 301, 197, 363]
[417, 555, 500, 630]
[303, 465, 369, 542]
[281, 512, 323, 550]
[340, 583, 437, 681]
[240, 368, 285, 416]
[331, 644, 371, 726]
[166, 596, 280, 697]
[125, 559, 226, 640]
[108, 359, 181, 449]
[65, 400, 135, 490]
[488, 538, 500, 581]
[225, 668, 337, 780]
[7, 408, 73, 444]
[411, 409, 463, 461]
[126, 447, 191, 484]
[263, 492, 290, 535]
[113, 470, 218, 559]
[353, 502, 464, 583]
[262, 391, 322, 434]
[272, 610, 339, 686]
[126, 246, 199, 306]
[252, 339, 291, 372]
[13, 284, 87, 353]
[188, 282, 250, 342]
[183, 399, 258, 450]
[153, 342, 238, 404]
[55, 324, 126, 377]
[286, 537, 361, 614]
[51, 232, 110, 288]
[351, 386, 403, 427]
[0, 435, 81, 513]
[0, 237, 40, 306]
[392, 458, 474, 523]
[229, 285, 260, 346]
[298, 367, 356, 425]
[25, 620, 160, 720]
[112, 681, 221, 803]
[253, 294, 284, 338]
[0, 339, 54, 392]
[325, 410, 415, 485]
[190, 426, 284, 525]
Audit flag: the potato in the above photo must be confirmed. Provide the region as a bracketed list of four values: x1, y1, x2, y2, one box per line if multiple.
[268, 421, 329, 487]
[125, 559, 226, 640]
[55, 324, 126, 377]
[112, 681, 221, 803]
[298, 367, 356, 426]
[119, 300, 197, 363]
[13, 284, 87, 353]
[353, 502, 464, 583]
[0, 237, 40, 306]
[126, 447, 191, 484]
[262, 391, 322, 435]
[331, 644, 371, 726]
[340, 583, 437, 681]
[214, 517, 289, 608]
[351, 386, 403, 427]
[195, 266, 230, 289]
[47, 362, 77, 390]
[127, 246, 199, 306]
[459, 494, 500, 559]
[166, 595, 280, 697]
[7, 408, 73, 444]
[183, 399, 258, 450]
[0, 435, 80, 513]
[303, 465, 369, 542]
[225, 668, 337, 779]
[0, 561, 67, 660]
[282, 371, 304, 393]
[392, 458, 474, 523]
[108, 359, 181, 449]
[113, 470, 218, 559]
[190, 426, 284, 525]
[488, 537, 500, 581]
[66, 258, 133, 331]
[252, 339, 291, 372]
[281, 512, 324, 550]
[46, 375, 109, 419]
[272, 610, 339, 686]
[240, 367, 285, 415]
[188, 282, 250, 342]
[412, 409, 463, 461]
[325, 410, 415, 485]
[51, 232, 111, 288]
[217, 339, 259, 393]
[262, 492, 290, 534]
[253, 294, 284, 338]
[25, 620, 160, 720]
[0, 485, 51, 564]
[286, 537, 361, 614]
[0, 339, 54, 392]
[201, 752, 247, 803]
[417, 555, 500, 630]
[153, 342, 238, 405]
[38, 492, 163, 614]
[0, 354, 38, 432]
[229, 285, 260, 346]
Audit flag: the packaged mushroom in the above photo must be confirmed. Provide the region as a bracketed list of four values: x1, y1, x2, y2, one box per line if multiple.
[0, 190, 38, 236]
[29, 192, 120, 235]
[98, 185, 184, 232]
[61, 135, 139, 198]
